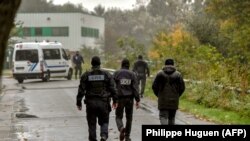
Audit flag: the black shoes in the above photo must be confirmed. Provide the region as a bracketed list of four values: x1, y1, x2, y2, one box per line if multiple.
[119, 127, 125, 141]
[125, 138, 131, 141]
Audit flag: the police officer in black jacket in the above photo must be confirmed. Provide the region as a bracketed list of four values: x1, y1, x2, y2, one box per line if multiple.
[152, 59, 185, 125]
[113, 58, 140, 141]
[76, 56, 118, 141]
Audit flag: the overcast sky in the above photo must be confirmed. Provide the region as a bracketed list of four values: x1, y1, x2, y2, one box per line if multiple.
[50, 0, 138, 11]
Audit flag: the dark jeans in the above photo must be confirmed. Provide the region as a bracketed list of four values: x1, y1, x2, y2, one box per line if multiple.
[86, 99, 110, 141]
[75, 65, 82, 79]
[138, 77, 146, 97]
[115, 97, 134, 138]
[159, 109, 177, 125]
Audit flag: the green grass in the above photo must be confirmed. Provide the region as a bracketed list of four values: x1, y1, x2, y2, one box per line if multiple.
[179, 99, 250, 124]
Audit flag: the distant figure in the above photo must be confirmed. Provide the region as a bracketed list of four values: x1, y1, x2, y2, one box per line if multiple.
[73, 51, 84, 79]
[152, 59, 185, 125]
[132, 55, 150, 98]
[76, 56, 118, 141]
[113, 58, 140, 141]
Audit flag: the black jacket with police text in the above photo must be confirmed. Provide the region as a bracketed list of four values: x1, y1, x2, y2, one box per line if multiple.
[113, 68, 140, 102]
[76, 67, 118, 106]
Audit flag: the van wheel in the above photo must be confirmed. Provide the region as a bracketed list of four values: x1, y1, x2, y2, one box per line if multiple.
[17, 79, 24, 83]
[43, 71, 50, 82]
[67, 69, 72, 80]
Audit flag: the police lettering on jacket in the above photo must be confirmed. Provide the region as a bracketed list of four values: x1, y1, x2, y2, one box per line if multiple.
[120, 78, 131, 85]
[88, 75, 105, 81]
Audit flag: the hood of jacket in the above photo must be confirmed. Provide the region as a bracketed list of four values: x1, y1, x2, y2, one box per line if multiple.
[162, 65, 176, 75]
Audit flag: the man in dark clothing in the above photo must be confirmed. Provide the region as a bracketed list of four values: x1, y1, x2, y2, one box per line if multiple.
[73, 51, 84, 79]
[132, 55, 150, 98]
[152, 59, 185, 125]
[76, 56, 118, 141]
[113, 58, 140, 141]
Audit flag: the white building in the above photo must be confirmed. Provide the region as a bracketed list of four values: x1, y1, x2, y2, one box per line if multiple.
[15, 13, 105, 51]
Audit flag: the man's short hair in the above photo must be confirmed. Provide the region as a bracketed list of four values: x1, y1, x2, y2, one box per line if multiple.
[138, 55, 143, 59]
[91, 56, 101, 66]
[165, 59, 174, 65]
[121, 58, 130, 68]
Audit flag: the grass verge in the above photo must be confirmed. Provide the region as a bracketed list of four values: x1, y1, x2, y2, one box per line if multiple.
[179, 98, 250, 124]
[144, 78, 250, 124]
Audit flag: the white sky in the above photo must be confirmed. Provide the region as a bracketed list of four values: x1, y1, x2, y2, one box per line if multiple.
[50, 0, 138, 11]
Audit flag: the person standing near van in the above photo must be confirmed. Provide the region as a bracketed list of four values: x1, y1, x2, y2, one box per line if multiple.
[73, 51, 84, 79]
[132, 55, 150, 98]
[113, 58, 140, 141]
[152, 59, 185, 125]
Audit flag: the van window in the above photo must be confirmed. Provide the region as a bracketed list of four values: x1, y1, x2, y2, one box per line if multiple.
[15, 50, 38, 62]
[43, 49, 61, 60]
[62, 49, 68, 60]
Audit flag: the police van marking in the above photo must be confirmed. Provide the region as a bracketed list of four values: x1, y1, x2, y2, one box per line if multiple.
[88, 75, 105, 81]
[44, 61, 67, 68]
[28, 63, 37, 72]
[120, 79, 131, 85]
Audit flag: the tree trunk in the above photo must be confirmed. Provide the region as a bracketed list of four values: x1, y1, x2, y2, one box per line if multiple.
[0, 0, 22, 88]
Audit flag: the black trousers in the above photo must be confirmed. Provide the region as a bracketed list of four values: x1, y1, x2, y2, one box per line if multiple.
[159, 109, 177, 125]
[115, 97, 134, 138]
[75, 65, 82, 79]
[137, 75, 146, 97]
[86, 99, 110, 141]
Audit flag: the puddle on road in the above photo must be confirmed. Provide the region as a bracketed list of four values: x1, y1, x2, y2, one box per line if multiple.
[16, 113, 38, 118]
[140, 105, 153, 113]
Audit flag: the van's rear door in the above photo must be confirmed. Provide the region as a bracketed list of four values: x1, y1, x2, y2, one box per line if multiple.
[14, 49, 39, 73]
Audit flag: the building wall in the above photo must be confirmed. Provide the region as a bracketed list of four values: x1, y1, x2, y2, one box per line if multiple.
[15, 13, 105, 51]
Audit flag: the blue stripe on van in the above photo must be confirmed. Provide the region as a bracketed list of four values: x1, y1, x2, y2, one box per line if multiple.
[31, 63, 37, 71]
[47, 65, 67, 68]
[29, 63, 34, 71]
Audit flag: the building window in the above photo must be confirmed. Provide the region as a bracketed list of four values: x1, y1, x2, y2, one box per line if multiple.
[52, 27, 69, 36]
[19, 27, 69, 37]
[22, 27, 32, 36]
[81, 27, 99, 38]
[35, 27, 42, 36]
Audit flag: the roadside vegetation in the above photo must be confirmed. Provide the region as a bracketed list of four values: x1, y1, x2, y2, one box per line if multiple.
[145, 78, 250, 124]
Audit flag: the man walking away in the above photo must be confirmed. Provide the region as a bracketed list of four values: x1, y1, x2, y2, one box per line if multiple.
[152, 59, 185, 125]
[113, 58, 140, 141]
[132, 55, 150, 98]
[73, 51, 84, 79]
[76, 56, 118, 141]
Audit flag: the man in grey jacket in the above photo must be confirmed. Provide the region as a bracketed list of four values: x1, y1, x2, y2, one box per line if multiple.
[152, 59, 185, 125]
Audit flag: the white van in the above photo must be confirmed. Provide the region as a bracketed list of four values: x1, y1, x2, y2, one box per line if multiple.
[12, 41, 73, 83]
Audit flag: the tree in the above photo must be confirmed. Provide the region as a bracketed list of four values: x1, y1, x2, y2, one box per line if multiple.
[93, 4, 105, 16]
[117, 36, 146, 62]
[0, 0, 22, 82]
[207, 0, 250, 94]
[18, 0, 50, 12]
[207, 0, 250, 60]
[185, 1, 221, 50]
[18, 0, 89, 13]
